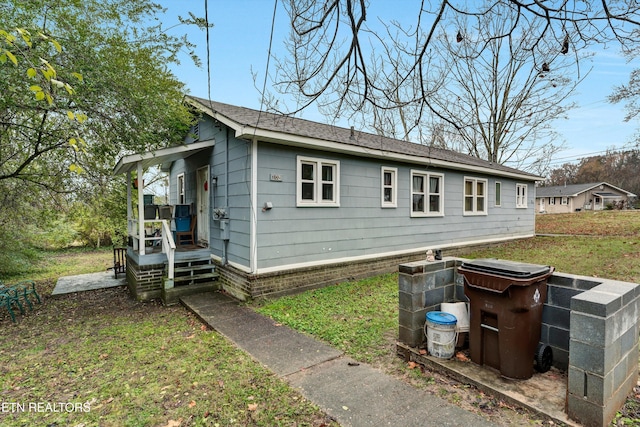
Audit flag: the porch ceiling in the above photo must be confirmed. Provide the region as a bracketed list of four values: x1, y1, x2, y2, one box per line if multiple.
[113, 139, 216, 175]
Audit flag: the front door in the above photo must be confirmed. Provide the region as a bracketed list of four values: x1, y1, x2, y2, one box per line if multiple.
[196, 166, 210, 246]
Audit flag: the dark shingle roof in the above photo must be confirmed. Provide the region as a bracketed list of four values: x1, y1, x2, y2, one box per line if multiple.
[536, 182, 636, 197]
[187, 96, 540, 180]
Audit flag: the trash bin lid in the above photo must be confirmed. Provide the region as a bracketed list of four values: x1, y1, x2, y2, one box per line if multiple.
[460, 258, 551, 279]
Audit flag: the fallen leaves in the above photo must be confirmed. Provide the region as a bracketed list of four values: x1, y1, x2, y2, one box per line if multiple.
[455, 352, 470, 362]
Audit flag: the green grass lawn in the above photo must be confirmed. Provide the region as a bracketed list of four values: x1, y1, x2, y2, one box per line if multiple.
[255, 274, 398, 364]
[2, 211, 638, 426]
[0, 249, 336, 427]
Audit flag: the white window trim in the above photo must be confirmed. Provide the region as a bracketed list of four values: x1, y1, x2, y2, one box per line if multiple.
[495, 181, 502, 207]
[463, 177, 488, 216]
[549, 197, 555, 205]
[296, 156, 340, 207]
[516, 183, 528, 208]
[381, 167, 397, 208]
[410, 170, 444, 217]
[561, 196, 568, 205]
[177, 173, 185, 205]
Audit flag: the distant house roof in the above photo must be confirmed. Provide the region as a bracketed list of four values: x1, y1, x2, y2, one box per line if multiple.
[185, 96, 541, 181]
[536, 182, 637, 198]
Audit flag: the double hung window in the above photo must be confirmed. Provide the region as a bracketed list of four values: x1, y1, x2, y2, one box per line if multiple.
[177, 173, 185, 204]
[411, 171, 443, 216]
[297, 156, 340, 207]
[464, 178, 488, 215]
[381, 167, 397, 208]
[516, 184, 528, 208]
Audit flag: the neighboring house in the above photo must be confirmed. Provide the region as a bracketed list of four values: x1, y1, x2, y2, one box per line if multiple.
[536, 182, 636, 214]
[114, 97, 542, 303]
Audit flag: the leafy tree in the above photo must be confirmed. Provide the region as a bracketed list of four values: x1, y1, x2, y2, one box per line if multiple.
[0, 0, 205, 273]
[545, 150, 640, 199]
[546, 162, 579, 187]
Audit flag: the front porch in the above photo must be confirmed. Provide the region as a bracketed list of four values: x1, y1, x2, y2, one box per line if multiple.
[113, 140, 219, 305]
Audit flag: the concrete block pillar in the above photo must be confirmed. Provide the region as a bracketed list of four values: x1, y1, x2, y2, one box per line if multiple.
[398, 258, 460, 348]
[567, 281, 640, 427]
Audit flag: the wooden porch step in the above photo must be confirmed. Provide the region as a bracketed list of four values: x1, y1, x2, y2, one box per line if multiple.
[174, 264, 216, 274]
[170, 257, 219, 288]
[162, 256, 219, 305]
[173, 272, 219, 286]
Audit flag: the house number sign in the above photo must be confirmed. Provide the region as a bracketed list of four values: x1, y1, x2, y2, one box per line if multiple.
[270, 173, 283, 182]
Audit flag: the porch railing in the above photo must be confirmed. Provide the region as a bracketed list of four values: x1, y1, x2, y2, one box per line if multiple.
[127, 218, 177, 288]
[161, 220, 176, 288]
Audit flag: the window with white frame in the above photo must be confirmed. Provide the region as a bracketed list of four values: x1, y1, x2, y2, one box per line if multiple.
[549, 197, 555, 205]
[177, 173, 185, 204]
[495, 181, 502, 207]
[516, 183, 528, 208]
[464, 177, 488, 215]
[297, 156, 340, 207]
[381, 167, 397, 208]
[411, 171, 443, 216]
[561, 197, 568, 205]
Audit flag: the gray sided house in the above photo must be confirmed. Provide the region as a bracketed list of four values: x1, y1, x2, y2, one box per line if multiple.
[536, 182, 636, 214]
[115, 96, 541, 303]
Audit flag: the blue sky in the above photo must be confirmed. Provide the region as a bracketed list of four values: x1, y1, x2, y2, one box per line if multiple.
[156, 0, 638, 167]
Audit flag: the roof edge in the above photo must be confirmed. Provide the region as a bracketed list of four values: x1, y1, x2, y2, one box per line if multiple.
[185, 96, 542, 182]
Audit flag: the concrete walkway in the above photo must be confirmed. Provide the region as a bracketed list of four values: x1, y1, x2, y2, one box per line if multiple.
[181, 292, 497, 427]
[52, 271, 125, 296]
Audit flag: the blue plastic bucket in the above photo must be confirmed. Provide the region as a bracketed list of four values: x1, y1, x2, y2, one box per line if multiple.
[425, 311, 457, 358]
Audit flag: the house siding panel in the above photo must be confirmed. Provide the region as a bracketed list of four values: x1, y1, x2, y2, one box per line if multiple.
[171, 117, 252, 269]
[255, 144, 534, 270]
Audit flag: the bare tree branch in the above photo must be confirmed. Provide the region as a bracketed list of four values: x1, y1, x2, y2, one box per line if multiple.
[268, 0, 640, 170]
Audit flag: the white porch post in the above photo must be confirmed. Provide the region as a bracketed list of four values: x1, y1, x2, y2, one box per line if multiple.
[137, 162, 145, 255]
[126, 171, 132, 241]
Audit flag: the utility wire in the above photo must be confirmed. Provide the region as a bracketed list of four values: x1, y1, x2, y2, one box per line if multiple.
[204, 0, 213, 110]
[255, 0, 279, 129]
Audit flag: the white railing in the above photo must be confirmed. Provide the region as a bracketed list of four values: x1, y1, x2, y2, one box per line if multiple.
[128, 219, 167, 251]
[128, 218, 177, 288]
[161, 219, 176, 288]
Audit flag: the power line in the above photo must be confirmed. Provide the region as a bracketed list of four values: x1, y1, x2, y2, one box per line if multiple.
[256, 0, 278, 127]
[204, 0, 212, 106]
